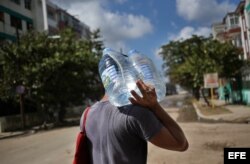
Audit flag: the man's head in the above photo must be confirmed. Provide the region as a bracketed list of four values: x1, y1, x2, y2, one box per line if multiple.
[97, 82, 106, 99]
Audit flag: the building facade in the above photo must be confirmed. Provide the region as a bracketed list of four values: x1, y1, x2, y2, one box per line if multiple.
[0, 0, 40, 42]
[212, 0, 250, 105]
[46, 0, 90, 39]
[212, 12, 242, 57]
[236, 1, 250, 60]
[211, 22, 225, 42]
[0, 0, 90, 43]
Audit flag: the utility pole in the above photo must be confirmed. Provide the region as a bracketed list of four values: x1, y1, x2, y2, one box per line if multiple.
[15, 23, 25, 129]
[16, 85, 25, 129]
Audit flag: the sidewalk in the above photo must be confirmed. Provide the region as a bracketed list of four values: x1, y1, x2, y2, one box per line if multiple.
[0, 129, 36, 140]
[0, 123, 55, 140]
[193, 99, 250, 123]
[0, 118, 80, 140]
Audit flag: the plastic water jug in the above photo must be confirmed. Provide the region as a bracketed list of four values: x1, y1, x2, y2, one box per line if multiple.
[98, 48, 139, 107]
[128, 49, 166, 101]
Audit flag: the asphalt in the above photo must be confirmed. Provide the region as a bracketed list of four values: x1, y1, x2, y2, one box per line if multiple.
[1, 99, 250, 140]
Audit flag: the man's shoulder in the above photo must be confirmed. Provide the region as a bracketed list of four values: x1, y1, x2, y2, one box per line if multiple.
[119, 104, 148, 112]
[90, 100, 114, 110]
[120, 105, 154, 120]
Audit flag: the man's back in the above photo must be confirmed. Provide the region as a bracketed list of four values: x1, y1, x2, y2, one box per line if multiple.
[84, 100, 162, 164]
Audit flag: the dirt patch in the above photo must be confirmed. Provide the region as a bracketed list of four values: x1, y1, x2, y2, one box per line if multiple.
[197, 103, 232, 116]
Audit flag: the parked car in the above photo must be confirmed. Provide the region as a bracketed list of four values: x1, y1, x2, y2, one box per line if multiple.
[165, 83, 177, 96]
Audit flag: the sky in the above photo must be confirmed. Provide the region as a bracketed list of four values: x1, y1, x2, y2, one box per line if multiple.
[52, 0, 240, 81]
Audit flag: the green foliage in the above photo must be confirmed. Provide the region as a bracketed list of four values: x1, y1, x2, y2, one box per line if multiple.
[160, 35, 243, 90]
[0, 28, 104, 114]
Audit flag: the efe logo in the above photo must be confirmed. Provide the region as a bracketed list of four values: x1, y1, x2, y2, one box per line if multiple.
[224, 148, 250, 164]
[228, 152, 246, 159]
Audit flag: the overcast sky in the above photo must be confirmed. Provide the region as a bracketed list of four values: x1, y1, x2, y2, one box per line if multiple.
[52, 0, 239, 79]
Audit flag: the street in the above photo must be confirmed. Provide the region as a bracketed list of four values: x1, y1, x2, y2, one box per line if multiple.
[0, 127, 78, 164]
[148, 94, 250, 164]
[148, 122, 250, 164]
[0, 94, 250, 164]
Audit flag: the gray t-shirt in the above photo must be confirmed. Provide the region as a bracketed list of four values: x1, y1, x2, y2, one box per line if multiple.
[81, 101, 163, 164]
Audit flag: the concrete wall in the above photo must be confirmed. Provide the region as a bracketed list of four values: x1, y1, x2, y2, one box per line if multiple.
[0, 113, 44, 132]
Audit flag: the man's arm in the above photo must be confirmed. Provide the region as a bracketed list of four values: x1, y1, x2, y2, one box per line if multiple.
[148, 103, 188, 151]
[129, 80, 188, 151]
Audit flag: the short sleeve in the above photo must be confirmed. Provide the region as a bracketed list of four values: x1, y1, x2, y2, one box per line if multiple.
[127, 106, 163, 141]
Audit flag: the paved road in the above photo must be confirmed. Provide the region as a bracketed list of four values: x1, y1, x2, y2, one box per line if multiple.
[147, 122, 250, 164]
[149, 94, 250, 164]
[0, 127, 79, 164]
[0, 94, 249, 164]
[0, 95, 183, 164]
[160, 94, 188, 109]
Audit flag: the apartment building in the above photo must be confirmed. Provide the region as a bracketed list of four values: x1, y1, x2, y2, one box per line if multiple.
[211, 22, 225, 42]
[0, 0, 42, 42]
[56, 7, 90, 39]
[212, 0, 250, 60]
[212, 0, 250, 105]
[0, 0, 90, 42]
[46, 0, 90, 38]
[212, 12, 242, 57]
[236, 1, 250, 60]
[237, 0, 250, 105]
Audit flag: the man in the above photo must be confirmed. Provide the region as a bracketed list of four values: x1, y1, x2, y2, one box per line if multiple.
[82, 80, 188, 164]
[224, 86, 230, 104]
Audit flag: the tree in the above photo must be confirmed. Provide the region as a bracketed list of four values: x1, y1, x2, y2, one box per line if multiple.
[89, 28, 104, 56]
[0, 28, 104, 122]
[160, 35, 243, 102]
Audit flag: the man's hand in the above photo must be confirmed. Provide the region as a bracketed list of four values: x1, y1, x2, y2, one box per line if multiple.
[129, 80, 189, 151]
[129, 80, 159, 110]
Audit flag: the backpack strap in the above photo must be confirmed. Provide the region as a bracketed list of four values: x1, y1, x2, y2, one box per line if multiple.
[82, 107, 91, 132]
[73, 107, 91, 164]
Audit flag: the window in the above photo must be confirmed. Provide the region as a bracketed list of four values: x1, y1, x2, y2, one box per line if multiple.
[229, 15, 239, 27]
[235, 17, 239, 24]
[0, 12, 4, 22]
[47, 5, 56, 20]
[24, 0, 32, 10]
[10, 15, 22, 30]
[230, 18, 235, 25]
[10, 0, 20, 5]
[26, 21, 33, 30]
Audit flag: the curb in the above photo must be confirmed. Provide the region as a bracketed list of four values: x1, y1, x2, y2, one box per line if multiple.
[192, 102, 250, 124]
[0, 123, 55, 140]
[0, 130, 36, 140]
[192, 102, 233, 123]
[193, 102, 215, 123]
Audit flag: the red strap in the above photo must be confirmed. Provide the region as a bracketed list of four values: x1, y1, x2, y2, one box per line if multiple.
[82, 107, 90, 132]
